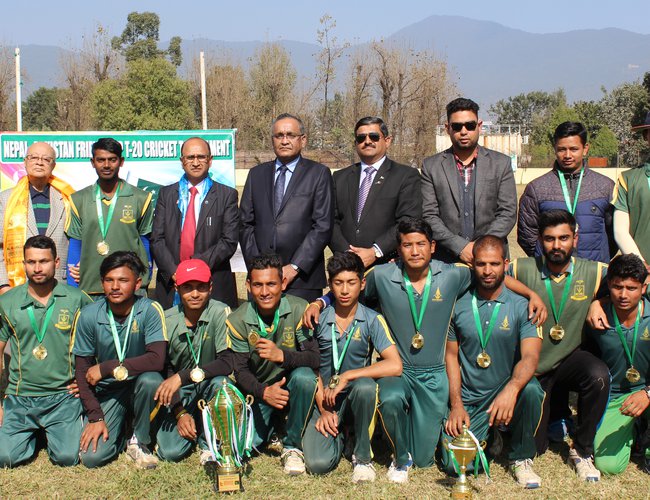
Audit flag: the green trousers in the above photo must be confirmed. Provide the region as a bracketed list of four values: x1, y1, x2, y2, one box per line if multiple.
[440, 378, 545, 475]
[594, 393, 650, 475]
[378, 364, 448, 467]
[303, 377, 378, 474]
[251, 366, 317, 450]
[0, 392, 83, 467]
[156, 375, 226, 462]
[80, 372, 160, 468]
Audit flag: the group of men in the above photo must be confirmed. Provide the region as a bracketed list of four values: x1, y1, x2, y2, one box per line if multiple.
[0, 97, 649, 489]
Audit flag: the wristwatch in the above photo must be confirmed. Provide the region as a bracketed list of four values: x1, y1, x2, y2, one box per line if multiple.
[645, 386, 650, 400]
[290, 263, 299, 272]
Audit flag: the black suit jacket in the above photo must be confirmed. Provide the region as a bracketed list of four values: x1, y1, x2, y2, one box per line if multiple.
[239, 156, 333, 291]
[151, 180, 239, 308]
[330, 158, 422, 263]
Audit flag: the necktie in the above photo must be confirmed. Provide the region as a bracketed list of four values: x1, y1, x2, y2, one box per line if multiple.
[274, 165, 288, 216]
[357, 166, 376, 221]
[180, 186, 198, 261]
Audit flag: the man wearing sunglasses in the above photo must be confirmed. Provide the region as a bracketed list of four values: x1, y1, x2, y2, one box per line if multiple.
[421, 98, 517, 265]
[151, 137, 239, 309]
[329, 117, 421, 269]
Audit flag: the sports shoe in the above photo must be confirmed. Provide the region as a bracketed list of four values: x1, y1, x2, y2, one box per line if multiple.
[509, 458, 541, 489]
[386, 453, 413, 484]
[281, 448, 305, 475]
[199, 449, 215, 466]
[643, 456, 650, 475]
[567, 448, 600, 482]
[351, 461, 376, 483]
[126, 441, 159, 469]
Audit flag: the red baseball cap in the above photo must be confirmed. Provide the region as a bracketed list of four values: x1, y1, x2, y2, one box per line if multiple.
[175, 259, 211, 286]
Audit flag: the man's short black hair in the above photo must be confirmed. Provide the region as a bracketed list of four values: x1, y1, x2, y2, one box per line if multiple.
[396, 217, 434, 244]
[24, 235, 57, 259]
[607, 254, 648, 285]
[446, 98, 480, 121]
[100, 251, 145, 279]
[553, 121, 588, 146]
[354, 116, 389, 138]
[247, 253, 283, 281]
[271, 113, 305, 135]
[92, 138, 123, 158]
[473, 235, 506, 260]
[539, 209, 577, 235]
[327, 252, 365, 281]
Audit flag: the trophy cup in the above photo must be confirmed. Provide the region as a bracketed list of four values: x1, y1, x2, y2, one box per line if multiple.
[443, 424, 482, 499]
[200, 379, 254, 493]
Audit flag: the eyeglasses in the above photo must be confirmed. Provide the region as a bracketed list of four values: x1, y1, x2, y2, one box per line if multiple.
[449, 121, 478, 132]
[25, 154, 54, 164]
[181, 154, 211, 163]
[272, 133, 303, 141]
[355, 132, 382, 144]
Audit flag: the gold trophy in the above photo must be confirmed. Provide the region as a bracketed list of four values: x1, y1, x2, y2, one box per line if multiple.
[443, 424, 483, 499]
[199, 379, 254, 494]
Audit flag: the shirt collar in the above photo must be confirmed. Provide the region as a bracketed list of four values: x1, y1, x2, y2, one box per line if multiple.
[389, 260, 443, 286]
[244, 296, 292, 326]
[275, 156, 300, 173]
[19, 280, 67, 308]
[472, 286, 508, 306]
[360, 156, 386, 172]
[96, 296, 145, 325]
[541, 256, 575, 280]
[322, 303, 369, 328]
[454, 148, 478, 167]
[96, 179, 132, 200]
[176, 300, 215, 335]
[29, 183, 50, 199]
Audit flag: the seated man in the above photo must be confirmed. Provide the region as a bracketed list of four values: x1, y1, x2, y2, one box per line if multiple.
[228, 253, 319, 475]
[0, 235, 92, 467]
[153, 259, 235, 464]
[73, 251, 167, 469]
[588, 254, 650, 475]
[443, 235, 544, 489]
[303, 252, 402, 483]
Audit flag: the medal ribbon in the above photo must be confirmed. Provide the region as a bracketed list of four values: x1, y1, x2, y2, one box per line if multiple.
[107, 305, 136, 364]
[185, 324, 205, 367]
[543, 270, 574, 326]
[471, 294, 501, 352]
[331, 320, 358, 375]
[255, 307, 280, 338]
[95, 181, 122, 240]
[404, 269, 432, 333]
[612, 302, 642, 370]
[26, 298, 57, 344]
[558, 168, 584, 215]
[447, 428, 491, 480]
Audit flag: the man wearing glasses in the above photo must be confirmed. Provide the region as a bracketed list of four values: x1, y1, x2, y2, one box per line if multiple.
[151, 137, 239, 308]
[240, 113, 333, 302]
[421, 98, 517, 265]
[329, 117, 421, 269]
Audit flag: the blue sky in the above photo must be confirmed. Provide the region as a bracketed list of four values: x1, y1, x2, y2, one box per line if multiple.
[3, 0, 647, 47]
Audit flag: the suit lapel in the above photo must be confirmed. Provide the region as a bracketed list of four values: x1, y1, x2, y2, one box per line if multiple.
[347, 163, 362, 221]
[473, 147, 488, 206]
[196, 184, 217, 235]
[442, 149, 461, 210]
[26, 196, 38, 236]
[263, 162, 276, 215]
[359, 159, 392, 223]
[45, 187, 65, 238]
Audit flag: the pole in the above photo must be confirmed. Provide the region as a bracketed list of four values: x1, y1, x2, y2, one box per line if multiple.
[15, 47, 22, 132]
[200, 51, 207, 130]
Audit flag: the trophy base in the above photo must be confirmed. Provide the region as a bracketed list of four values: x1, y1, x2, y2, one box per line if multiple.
[215, 466, 243, 493]
[451, 482, 473, 499]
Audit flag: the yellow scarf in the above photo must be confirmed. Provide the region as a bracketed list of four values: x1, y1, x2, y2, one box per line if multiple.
[4, 176, 75, 286]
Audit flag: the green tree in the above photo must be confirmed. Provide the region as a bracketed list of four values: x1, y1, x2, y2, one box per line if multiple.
[588, 125, 618, 161]
[23, 87, 61, 131]
[92, 58, 195, 130]
[489, 90, 566, 134]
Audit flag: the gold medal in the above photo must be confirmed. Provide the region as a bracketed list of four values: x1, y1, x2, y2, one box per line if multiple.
[248, 332, 260, 346]
[476, 351, 491, 369]
[113, 364, 129, 381]
[32, 344, 48, 360]
[328, 374, 340, 390]
[411, 332, 424, 350]
[190, 367, 206, 383]
[626, 367, 641, 383]
[549, 324, 565, 341]
[97, 240, 110, 256]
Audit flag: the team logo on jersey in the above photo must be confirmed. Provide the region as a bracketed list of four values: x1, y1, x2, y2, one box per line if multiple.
[352, 327, 362, 341]
[570, 280, 588, 301]
[431, 287, 443, 302]
[499, 316, 510, 331]
[281, 327, 295, 348]
[131, 319, 140, 334]
[642, 327, 650, 340]
[120, 205, 135, 224]
[54, 309, 71, 330]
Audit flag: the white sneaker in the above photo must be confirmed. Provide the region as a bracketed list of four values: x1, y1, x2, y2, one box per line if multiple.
[126, 441, 159, 469]
[567, 448, 600, 482]
[351, 457, 376, 483]
[199, 449, 215, 465]
[386, 453, 413, 484]
[281, 448, 305, 475]
[509, 458, 541, 489]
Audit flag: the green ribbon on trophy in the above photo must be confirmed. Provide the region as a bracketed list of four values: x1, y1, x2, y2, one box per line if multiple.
[558, 167, 584, 215]
[471, 294, 501, 369]
[612, 302, 643, 383]
[248, 307, 280, 346]
[27, 298, 57, 361]
[404, 269, 431, 350]
[544, 271, 574, 341]
[448, 427, 491, 480]
[107, 305, 135, 381]
[328, 320, 358, 389]
[95, 182, 122, 256]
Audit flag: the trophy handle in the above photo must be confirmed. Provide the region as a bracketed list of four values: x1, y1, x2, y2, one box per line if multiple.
[197, 399, 206, 411]
[246, 395, 254, 405]
[479, 440, 487, 450]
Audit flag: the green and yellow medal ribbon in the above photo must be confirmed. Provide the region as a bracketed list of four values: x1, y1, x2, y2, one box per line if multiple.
[107, 305, 135, 366]
[185, 324, 205, 366]
[544, 271, 574, 326]
[331, 320, 357, 376]
[95, 181, 122, 242]
[404, 269, 431, 333]
[255, 307, 280, 339]
[27, 298, 57, 346]
[471, 294, 501, 353]
[558, 168, 584, 215]
[612, 302, 642, 372]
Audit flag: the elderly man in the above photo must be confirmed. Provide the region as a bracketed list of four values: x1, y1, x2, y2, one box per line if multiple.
[151, 137, 239, 308]
[0, 142, 74, 293]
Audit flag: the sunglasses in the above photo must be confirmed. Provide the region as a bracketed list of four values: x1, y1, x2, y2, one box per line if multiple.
[355, 132, 382, 144]
[449, 121, 478, 132]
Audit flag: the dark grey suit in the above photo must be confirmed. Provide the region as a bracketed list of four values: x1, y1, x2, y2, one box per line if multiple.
[151, 180, 239, 308]
[421, 146, 517, 262]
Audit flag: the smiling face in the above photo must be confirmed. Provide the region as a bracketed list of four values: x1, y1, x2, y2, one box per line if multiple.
[178, 280, 212, 312]
[246, 267, 285, 316]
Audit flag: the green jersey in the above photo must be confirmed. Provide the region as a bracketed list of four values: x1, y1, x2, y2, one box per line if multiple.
[612, 163, 650, 262]
[0, 282, 93, 396]
[66, 180, 154, 294]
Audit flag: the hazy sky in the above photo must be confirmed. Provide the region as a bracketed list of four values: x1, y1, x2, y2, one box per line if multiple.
[2, 0, 647, 47]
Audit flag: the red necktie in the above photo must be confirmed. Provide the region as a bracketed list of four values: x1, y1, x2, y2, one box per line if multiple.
[180, 186, 198, 261]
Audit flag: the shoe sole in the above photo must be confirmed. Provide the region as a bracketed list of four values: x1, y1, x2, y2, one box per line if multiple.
[284, 469, 305, 476]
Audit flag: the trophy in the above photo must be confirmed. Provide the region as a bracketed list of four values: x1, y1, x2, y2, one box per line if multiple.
[200, 379, 254, 493]
[443, 425, 485, 499]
